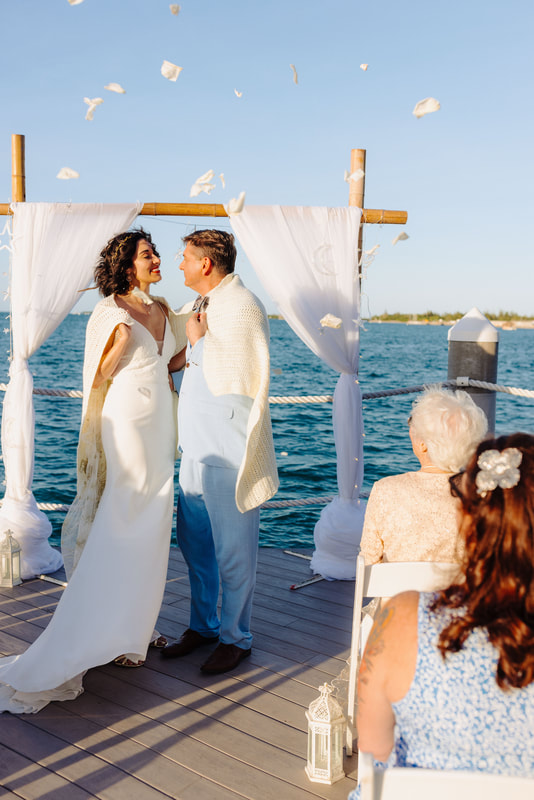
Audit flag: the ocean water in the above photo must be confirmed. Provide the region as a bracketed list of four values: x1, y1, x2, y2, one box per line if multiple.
[0, 315, 532, 549]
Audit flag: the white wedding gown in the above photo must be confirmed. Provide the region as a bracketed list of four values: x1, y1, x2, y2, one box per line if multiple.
[0, 318, 176, 713]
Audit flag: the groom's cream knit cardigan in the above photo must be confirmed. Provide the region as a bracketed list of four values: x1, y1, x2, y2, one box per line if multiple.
[191, 273, 279, 512]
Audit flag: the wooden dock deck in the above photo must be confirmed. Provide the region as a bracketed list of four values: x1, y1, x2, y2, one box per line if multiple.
[0, 548, 358, 799]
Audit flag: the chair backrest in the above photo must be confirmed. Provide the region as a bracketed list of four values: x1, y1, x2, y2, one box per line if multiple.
[345, 555, 460, 755]
[358, 752, 534, 800]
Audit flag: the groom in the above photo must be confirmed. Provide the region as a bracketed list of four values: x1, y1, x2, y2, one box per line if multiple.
[162, 229, 278, 673]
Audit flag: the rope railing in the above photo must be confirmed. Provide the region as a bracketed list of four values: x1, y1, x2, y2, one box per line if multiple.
[1, 376, 531, 515]
[1, 377, 533, 402]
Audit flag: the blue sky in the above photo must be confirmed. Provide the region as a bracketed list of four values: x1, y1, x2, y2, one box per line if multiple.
[0, 0, 532, 316]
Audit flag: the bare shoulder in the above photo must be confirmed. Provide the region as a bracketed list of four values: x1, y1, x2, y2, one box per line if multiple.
[360, 591, 419, 701]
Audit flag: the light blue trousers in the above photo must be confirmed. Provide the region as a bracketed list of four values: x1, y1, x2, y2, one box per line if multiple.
[176, 455, 259, 650]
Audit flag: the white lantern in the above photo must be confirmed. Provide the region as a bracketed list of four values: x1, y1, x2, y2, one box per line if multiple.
[305, 682, 345, 784]
[0, 530, 22, 587]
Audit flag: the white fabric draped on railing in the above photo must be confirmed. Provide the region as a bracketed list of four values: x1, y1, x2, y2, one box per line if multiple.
[229, 205, 365, 579]
[0, 202, 141, 578]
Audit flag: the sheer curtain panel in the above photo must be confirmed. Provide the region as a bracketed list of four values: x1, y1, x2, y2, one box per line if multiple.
[229, 206, 365, 579]
[0, 202, 141, 578]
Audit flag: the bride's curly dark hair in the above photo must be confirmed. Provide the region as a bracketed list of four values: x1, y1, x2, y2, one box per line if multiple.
[94, 228, 159, 297]
[431, 432, 534, 690]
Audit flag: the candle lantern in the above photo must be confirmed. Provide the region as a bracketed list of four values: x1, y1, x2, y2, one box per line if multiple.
[305, 682, 345, 784]
[0, 530, 22, 587]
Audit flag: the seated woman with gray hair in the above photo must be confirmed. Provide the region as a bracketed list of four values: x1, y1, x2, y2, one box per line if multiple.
[360, 387, 488, 565]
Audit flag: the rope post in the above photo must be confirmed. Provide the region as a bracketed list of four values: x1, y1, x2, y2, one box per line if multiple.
[447, 308, 499, 433]
[348, 148, 366, 281]
[11, 134, 26, 203]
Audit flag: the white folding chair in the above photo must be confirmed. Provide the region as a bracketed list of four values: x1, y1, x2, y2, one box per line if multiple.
[358, 751, 534, 800]
[346, 554, 460, 755]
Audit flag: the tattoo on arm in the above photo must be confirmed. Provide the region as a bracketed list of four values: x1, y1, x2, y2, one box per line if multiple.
[358, 604, 395, 690]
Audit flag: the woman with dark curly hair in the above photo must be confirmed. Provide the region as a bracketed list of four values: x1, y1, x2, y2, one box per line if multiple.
[0, 229, 187, 713]
[352, 433, 534, 790]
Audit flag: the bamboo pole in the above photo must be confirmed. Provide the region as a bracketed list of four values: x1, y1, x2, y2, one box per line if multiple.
[11, 134, 25, 203]
[349, 148, 367, 281]
[0, 201, 407, 223]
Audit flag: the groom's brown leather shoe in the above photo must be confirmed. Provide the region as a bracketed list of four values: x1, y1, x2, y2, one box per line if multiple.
[200, 643, 251, 674]
[161, 628, 219, 659]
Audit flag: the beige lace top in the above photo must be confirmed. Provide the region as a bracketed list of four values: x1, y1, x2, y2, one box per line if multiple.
[360, 471, 464, 565]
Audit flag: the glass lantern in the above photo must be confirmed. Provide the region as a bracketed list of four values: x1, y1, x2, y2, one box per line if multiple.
[0, 530, 22, 587]
[305, 682, 345, 784]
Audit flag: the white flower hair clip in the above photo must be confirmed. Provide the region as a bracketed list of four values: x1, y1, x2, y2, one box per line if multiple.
[475, 447, 522, 497]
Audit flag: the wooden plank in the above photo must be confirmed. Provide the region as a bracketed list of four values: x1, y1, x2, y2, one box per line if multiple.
[0, 741, 92, 799]
[0, 716, 174, 799]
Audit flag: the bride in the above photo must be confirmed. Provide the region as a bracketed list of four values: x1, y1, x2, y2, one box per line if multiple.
[0, 228, 186, 713]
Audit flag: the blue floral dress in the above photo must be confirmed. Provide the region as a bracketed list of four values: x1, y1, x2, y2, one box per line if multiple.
[348, 592, 534, 798]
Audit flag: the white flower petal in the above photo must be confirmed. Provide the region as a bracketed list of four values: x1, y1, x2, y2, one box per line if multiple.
[195, 169, 215, 184]
[392, 232, 409, 245]
[234, 89, 243, 98]
[104, 82, 126, 94]
[57, 167, 79, 180]
[224, 191, 246, 215]
[364, 244, 380, 256]
[320, 313, 343, 329]
[161, 60, 183, 81]
[200, 183, 216, 195]
[83, 96, 103, 121]
[360, 63, 369, 71]
[348, 168, 365, 183]
[189, 183, 203, 198]
[413, 97, 440, 118]
[219, 173, 225, 188]
[290, 64, 298, 84]
[68, 0, 85, 5]
[169, 4, 181, 14]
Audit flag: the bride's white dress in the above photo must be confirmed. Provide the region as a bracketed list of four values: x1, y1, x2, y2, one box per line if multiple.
[0, 317, 176, 713]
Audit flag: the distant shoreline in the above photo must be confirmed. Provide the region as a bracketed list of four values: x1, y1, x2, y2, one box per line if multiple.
[267, 314, 534, 329]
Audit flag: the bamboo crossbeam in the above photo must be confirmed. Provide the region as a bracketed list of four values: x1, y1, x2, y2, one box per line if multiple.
[0, 202, 407, 224]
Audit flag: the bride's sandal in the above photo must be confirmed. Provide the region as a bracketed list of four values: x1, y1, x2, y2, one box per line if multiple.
[149, 635, 168, 649]
[113, 655, 145, 668]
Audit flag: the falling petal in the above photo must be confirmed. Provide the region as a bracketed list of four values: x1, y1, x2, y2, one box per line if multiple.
[57, 167, 79, 180]
[320, 313, 343, 329]
[68, 0, 85, 5]
[413, 97, 440, 118]
[83, 96, 103, 121]
[169, 4, 181, 14]
[364, 244, 380, 256]
[392, 232, 409, 245]
[104, 82, 126, 94]
[195, 169, 215, 184]
[234, 89, 243, 98]
[360, 63, 369, 71]
[200, 183, 215, 195]
[272, 368, 283, 375]
[219, 173, 225, 188]
[161, 60, 183, 81]
[290, 64, 298, 84]
[346, 168, 365, 183]
[343, 169, 349, 182]
[224, 191, 246, 215]
[189, 183, 203, 198]
[280, 451, 288, 457]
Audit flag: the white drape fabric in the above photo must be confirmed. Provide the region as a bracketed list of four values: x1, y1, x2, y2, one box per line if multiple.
[229, 206, 365, 579]
[0, 202, 141, 578]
